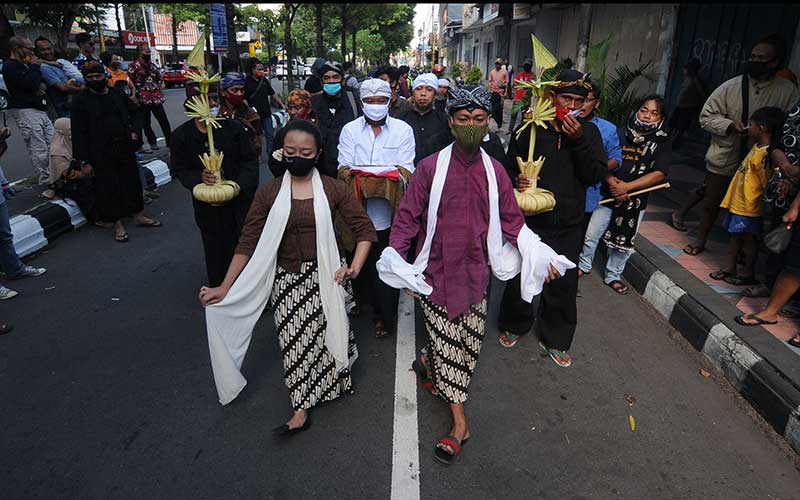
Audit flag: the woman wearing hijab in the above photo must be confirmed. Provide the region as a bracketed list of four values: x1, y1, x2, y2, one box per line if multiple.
[42, 117, 72, 199]
[268, 89, 316, 178]
[199, 119, 377, 435]
[578, 95, 672, 294]
[71, 61, 161, 242]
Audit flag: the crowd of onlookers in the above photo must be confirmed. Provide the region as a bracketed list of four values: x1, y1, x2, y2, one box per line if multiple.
[2, 30, 800, 351]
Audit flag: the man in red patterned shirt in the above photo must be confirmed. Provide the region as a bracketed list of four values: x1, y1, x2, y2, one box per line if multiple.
[127, 45, 172, 151]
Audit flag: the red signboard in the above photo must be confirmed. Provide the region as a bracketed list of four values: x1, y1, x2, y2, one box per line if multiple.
[122, 31, 156, 48]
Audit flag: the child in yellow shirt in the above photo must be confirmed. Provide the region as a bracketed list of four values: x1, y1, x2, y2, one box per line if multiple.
[711, 107, 785, 286]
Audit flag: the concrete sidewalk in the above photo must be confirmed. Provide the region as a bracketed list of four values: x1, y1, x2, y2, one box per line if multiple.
[619, 156, 800, 457]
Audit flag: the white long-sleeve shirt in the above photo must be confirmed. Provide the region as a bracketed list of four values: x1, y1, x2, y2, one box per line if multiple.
[337, 116, 416, 230]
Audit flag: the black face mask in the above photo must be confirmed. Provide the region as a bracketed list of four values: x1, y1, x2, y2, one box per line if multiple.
[283, 155, 317, 177]
[86, 78, 108, 91]
[745, 60, 774, 80]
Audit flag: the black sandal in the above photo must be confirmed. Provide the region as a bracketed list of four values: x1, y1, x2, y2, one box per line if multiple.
[709, 270, 735, 281]
[734, 313, 778, 326]
[0, 324, 13, 336]
[667, 217, 688, 232]
[375, 321, 391, 339]
[787, 336, 800, 348]
[607, 280, 629, 295]
[683, 244, 705, 256]
[723, 275, 759, 286]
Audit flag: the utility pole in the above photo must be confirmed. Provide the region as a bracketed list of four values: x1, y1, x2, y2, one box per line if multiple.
[141, 4, 152, 52]
[574, 4, 593, 73]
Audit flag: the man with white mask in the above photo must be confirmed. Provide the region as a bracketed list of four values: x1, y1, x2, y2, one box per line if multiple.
[338, 78, 416, 339]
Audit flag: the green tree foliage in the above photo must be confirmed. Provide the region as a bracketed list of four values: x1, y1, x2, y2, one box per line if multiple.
[277, 4, 413, 68]
[17, 3, 109, 52]
[465, 65, 483, 85]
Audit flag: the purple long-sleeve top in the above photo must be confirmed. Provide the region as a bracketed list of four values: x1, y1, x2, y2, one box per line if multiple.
[389, 145, 525, 320]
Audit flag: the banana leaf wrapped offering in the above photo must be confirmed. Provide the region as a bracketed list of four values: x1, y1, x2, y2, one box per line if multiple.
[511, 34, 561, 215]
[183, 70, 239, 205]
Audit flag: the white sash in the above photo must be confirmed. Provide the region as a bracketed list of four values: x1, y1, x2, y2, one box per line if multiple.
[205, 170, 352, 405]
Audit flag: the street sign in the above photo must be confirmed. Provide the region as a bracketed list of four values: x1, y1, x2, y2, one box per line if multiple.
[122, 31, 155, 49]
[209, 3, 227, 53]
[236, 31, 251, 42]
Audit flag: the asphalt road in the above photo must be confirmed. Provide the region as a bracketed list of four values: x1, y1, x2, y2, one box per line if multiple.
[2, 158, 800, 498]
[0, 77, 303, 184]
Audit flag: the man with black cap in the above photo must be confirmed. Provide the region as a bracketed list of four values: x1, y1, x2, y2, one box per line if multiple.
[170, 76, 260, 287]
[311, 60, 362, 178]
[381, 84, 571, 464]
[496, 69, 608, 368]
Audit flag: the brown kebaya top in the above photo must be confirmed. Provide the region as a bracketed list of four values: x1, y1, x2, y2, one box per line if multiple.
[235, 174, 377, 272]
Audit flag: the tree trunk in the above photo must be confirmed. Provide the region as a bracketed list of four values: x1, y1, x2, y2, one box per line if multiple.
[574, 4, 594, 72]
[314, 5, 323, 58]
[114, 3, 123, 39]
[171, 14, 179, 63]
[351, 27, 356, 69]
[285, 6, 296, 91]
[340, 3, 347, 61]
[225, 3, 239, 69]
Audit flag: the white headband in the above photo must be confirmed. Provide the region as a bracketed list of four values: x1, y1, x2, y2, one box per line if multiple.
[412, 73, 439, 92]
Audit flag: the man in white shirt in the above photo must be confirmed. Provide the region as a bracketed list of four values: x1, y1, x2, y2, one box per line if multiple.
[338, 78, 416, 338]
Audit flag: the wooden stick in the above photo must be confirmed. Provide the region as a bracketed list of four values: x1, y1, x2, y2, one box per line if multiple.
[598, 182, 671, 205]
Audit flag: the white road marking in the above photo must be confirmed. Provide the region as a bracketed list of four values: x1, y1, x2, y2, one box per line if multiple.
[391, 293, 420, 500]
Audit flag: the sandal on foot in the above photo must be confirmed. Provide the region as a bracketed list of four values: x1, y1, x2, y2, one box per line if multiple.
[434, 435, 469, 465]
[0, 323, 13, 336]
[606, 280, 629, 295]
[135, 217, 162, 228]
[709, 270, 735, 281]
[683, 244, 705, 256]
[115, 231, 129, 243]
[667, 217, 688, 232]
[539, 341, 572, 368]
[735, 313, 778, 326]
[411, 357, 428, 379]
[498, 331, 520, 348]
[787, 336, 800, 349]
[723, 275, 759, 286]
[375, 322, 390, 339]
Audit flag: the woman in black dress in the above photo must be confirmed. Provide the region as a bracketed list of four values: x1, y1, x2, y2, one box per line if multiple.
[71, 61, 160, 242]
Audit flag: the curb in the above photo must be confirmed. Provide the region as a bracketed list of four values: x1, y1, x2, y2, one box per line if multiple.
[10, 158, 171, 258]
[623, 235, 800, 454]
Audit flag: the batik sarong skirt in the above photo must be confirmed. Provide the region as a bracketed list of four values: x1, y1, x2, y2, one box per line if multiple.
[271, 260, 358, 411]
[420, 296, 487, 404]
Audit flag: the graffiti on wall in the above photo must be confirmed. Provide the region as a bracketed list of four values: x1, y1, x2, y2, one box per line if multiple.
[690, 38, 747, 84]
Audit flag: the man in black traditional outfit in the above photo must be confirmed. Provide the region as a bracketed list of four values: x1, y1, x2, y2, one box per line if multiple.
[71, 61, 161, 243]
[496, 69, 609, 368]
[170, 78, 259, 287]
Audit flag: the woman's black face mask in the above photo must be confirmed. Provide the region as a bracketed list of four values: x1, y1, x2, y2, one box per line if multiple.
[283, 155, 317, 177]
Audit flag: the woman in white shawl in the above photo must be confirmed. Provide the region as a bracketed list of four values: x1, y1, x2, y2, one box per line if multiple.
[199, 120, 377, 435]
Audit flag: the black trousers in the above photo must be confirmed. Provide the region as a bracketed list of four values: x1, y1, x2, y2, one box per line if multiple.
[490, 91, 503, 128]
[497, 224, 583, 351]
[137, 103, 172, 147]
[194, 204, 241, 288]
[352, 229, 399, 328]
